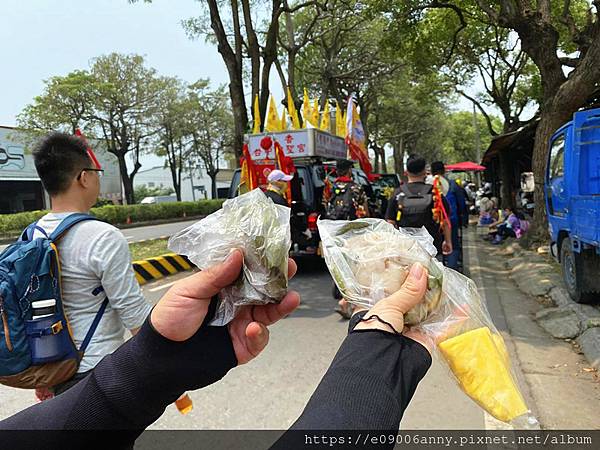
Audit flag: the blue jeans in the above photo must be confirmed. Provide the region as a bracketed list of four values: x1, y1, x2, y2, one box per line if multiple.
[445, 224, 461, 270]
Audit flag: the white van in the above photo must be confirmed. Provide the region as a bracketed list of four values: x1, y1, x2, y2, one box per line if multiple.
[140, 195, 177, 205]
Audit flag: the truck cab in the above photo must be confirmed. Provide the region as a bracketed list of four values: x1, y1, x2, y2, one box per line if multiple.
[545, 108, 600, 303]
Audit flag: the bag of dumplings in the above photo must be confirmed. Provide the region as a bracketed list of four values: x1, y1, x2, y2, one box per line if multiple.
[318, 218, 538, 427]
[169, 189, 291, 325]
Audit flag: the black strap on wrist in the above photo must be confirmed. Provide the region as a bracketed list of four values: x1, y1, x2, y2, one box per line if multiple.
[358, 314, 402, 335]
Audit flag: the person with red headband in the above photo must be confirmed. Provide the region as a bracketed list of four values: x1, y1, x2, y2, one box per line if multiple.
[29, 132, 151, 400]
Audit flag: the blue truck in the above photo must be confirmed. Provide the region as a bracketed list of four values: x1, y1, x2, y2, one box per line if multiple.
[545, 107, 600, 303]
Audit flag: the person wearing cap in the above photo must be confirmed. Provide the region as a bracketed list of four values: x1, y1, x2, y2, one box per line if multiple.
[264, 169, 293, 207]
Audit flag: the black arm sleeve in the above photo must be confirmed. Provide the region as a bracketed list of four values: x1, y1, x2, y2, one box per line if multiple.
[0, 315, 237, 445]
[273, 312, 431, 447]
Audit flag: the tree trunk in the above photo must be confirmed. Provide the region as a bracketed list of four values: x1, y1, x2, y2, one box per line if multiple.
[498, 150, 514, 209]
[207, 0, 247, 162]
[393, 137, 405, 178]
[531, 107, 571, 237]
[209, 171, 218, 199]
[117, 154, 135, 205]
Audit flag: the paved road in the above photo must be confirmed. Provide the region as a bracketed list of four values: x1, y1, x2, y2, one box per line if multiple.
[0, 219, 199, 252]
[1, 231, 598, 438]
[119, 219, 199, 243]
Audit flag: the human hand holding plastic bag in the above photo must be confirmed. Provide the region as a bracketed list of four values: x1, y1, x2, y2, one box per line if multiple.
[318, 218, 538, 427]
[168, 189, 292, 326]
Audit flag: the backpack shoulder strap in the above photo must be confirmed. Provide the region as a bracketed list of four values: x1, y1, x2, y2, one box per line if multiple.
[79, 286, 109, 354]
[399, 183, 412, 196]
[49, 213, 98, 242]
[20, 221, 50, 242]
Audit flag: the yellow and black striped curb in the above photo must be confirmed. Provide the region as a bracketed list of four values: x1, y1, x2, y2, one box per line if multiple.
[133, 253, 194, 285]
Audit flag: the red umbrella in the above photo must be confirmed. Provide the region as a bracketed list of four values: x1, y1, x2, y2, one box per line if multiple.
[445, 161, 486, 172]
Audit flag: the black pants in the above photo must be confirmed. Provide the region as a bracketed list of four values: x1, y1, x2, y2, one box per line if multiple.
[51, 370, 91, 396]
[497, 224, 516, 239]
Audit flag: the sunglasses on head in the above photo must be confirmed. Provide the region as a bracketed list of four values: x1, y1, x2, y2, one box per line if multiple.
[77, 168, 104, 180]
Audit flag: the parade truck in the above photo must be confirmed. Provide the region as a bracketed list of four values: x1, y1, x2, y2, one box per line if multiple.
[545, 107, 600, 303]
[229, 128, 348, 257]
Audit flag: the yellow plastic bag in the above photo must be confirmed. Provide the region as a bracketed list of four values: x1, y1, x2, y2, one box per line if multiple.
[438, 327, 527, 423]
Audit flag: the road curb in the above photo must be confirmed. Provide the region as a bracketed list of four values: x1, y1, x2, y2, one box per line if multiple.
[495, 239, 600, 370]
[133, 253, 194, 285]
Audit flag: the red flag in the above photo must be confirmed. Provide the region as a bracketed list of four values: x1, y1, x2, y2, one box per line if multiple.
[348, 142, 374, 180]
[239, 144, 257, 193]
[274, 141, 292, 205]
[432, 175, 451, 230]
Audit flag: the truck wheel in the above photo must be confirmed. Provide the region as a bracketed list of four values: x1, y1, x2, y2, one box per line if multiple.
[560, 238, 598, 304]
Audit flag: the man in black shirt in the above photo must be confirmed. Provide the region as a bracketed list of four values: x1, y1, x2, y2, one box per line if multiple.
[264, 169, 293, 206]
[386, 155, 452, 257]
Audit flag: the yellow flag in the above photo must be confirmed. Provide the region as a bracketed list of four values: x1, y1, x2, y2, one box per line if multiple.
[280, 106, 287, 131]
[320, 101, 330, 131]
[341, 110, 347, 137]
[287, 87, 300, 130]
[335, 101, 344, 137]
[252, 94, 261, 134]
[302, 88, 311, 128]
[311, 98, 320, 127]
[265, 95, 281, 132]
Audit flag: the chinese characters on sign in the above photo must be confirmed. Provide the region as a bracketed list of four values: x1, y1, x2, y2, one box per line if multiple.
[247, 129, 346, 160]
[248, 131, 309, 160]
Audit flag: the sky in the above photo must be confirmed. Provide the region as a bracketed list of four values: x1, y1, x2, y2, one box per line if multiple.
[0, 0, 504, 169]
[0, 0, 229, 127]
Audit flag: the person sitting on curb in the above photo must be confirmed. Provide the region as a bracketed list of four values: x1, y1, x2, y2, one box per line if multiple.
[30, 132, 152, 400]
[0, 251, 432, 449]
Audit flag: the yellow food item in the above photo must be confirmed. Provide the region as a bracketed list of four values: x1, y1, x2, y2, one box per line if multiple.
[175, 393, 194, 415]
[438, 327, 527, 422]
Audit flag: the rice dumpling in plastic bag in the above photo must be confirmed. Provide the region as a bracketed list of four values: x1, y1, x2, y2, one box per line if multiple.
[318, 217, 538, 426]
[318, 218, 444, 325]
[169, 189, 291, 325]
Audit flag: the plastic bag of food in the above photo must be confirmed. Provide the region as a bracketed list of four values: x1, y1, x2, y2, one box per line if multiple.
[318, 218, 444, 325]
[318, 217, 537, 426]
[169, 189, 291, 326]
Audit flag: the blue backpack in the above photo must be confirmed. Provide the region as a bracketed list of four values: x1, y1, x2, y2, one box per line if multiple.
[0, 213, 108, 389]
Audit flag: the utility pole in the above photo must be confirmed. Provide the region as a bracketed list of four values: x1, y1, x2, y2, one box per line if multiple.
[472, 102, 481, 163]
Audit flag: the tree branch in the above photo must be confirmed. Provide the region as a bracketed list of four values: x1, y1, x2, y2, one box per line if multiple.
[457, 90, 499, 136]
[559, 56, 580, 67]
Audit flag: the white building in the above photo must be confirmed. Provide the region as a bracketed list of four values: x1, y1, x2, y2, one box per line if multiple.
[0, 126, 121, 213]
[134, 165, 233, 201]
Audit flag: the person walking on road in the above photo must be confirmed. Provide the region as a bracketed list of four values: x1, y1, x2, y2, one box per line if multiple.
[264, 169, 293, 207]
[430, 161, 467, 271]
[29, 133, 151, 400]
[385, 156, 452, 260]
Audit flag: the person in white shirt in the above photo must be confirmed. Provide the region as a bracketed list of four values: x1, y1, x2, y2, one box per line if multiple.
[31, 132, 151, 400]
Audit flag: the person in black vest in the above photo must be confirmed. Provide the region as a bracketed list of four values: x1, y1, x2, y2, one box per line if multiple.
[264, 169, 293, 207]
[385, 155, 452, 259]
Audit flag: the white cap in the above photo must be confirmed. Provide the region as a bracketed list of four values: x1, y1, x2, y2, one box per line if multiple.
[268, 169, 293, 182]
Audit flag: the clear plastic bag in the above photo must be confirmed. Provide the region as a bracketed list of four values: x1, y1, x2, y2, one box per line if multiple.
[168, 189, 291, 326]
[318, 218, 538, 426]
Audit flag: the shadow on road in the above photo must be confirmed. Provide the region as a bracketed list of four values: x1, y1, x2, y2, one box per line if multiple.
[289, 256, 347, 321]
